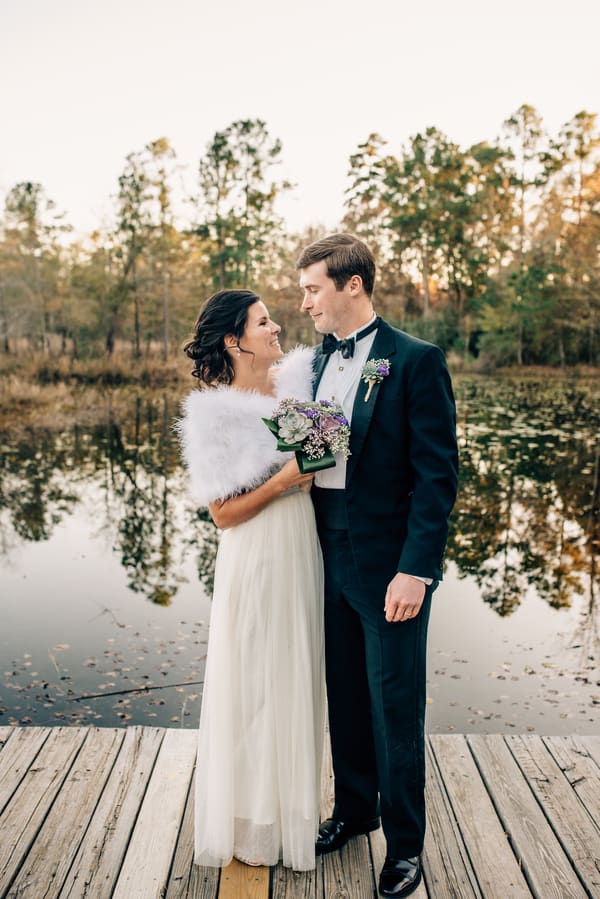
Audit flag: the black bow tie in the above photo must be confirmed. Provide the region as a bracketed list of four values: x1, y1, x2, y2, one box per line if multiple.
[322, 317, 379, 358]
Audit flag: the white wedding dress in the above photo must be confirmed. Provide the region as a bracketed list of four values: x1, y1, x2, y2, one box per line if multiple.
[179, 348, 325, 871]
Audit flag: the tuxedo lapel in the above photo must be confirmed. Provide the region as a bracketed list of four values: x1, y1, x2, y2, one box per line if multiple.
[312, 347, 330, 398]
[346, 322, 396, 485]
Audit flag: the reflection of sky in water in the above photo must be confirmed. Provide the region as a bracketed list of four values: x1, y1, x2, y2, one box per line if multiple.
[429, 566, 597, 733]
[1, 379, 598, 732]
[2, 502, 212, 728]
[2, 506, 596, 734]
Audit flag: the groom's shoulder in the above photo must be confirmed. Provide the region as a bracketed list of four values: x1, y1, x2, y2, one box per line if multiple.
[380, 318, 443, 357]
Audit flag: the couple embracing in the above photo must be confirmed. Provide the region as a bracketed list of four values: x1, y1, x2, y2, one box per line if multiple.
[179, 233, 458, 898]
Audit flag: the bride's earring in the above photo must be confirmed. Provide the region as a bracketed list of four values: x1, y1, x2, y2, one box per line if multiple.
[236, 348, 241, 356]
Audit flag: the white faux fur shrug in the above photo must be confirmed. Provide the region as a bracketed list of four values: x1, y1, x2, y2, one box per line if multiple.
[178, 346, 315, 506]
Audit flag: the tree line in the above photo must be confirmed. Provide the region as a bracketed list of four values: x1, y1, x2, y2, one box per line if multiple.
[1, 106, 599, 368]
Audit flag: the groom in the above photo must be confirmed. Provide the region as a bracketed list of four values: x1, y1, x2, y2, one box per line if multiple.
[298, 234, 458, 897]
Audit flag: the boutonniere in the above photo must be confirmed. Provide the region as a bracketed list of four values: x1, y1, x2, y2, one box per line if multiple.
[361, 359, 391, 402]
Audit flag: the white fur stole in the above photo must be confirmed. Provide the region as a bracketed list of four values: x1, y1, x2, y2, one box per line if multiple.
[177, 346, 316, 506]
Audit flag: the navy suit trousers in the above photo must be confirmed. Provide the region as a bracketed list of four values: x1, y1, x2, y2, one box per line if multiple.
[315, 501, 433, 858]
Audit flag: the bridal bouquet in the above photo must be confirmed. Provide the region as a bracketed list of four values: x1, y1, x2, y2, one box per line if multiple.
[262, 399, 351, 474]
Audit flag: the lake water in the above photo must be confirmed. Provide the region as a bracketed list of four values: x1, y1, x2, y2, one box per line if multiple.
[1, 377, 598, 733]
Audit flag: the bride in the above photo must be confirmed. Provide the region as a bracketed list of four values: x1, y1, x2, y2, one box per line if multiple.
[179, 289, 325, 871]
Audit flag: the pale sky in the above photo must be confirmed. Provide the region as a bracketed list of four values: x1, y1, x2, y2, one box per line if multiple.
[1, 0, 599, 237]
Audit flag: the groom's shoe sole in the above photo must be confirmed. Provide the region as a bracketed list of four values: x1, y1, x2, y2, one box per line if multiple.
[316, 816, 381, 855]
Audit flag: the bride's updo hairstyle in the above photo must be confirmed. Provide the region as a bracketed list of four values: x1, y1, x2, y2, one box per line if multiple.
[183, 289, 260, 386]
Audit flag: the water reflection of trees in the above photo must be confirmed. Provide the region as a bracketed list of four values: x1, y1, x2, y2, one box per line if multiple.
[0, 390, 217, 605]
[0, 380, 597, 625]
[0, 430, 79, 542]
[99, 396, 185, 605]
[449, 379, 599, 630]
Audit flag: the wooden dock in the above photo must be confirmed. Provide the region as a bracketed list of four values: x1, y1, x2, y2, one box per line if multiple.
[0, 726, 598, 898]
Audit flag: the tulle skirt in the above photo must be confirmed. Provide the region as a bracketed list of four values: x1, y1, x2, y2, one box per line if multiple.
[194, 490, 325, 871]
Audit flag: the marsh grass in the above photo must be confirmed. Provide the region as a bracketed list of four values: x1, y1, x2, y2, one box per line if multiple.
[0, 352, 194, 430]
[0, 354, 192, 432]
[0, 352, 190, 385]
[2, 349, 597, 432]
[1, 378, 127, 432]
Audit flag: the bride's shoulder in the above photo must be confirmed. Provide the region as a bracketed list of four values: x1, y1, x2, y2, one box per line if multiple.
[278, 344, 316, 366]
[179, 386, 263, 453]
[176, 383, 283, 506]
[274, 345, 317, 399]
[181, 383, 264, 421]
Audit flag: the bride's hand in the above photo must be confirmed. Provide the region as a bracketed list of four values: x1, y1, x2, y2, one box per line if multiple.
[275, 459, 314, 494]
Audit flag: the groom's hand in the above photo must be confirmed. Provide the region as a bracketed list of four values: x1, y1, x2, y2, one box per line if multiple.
[384, 573, 426, 623]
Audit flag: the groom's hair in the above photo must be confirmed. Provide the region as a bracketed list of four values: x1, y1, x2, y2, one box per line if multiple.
[296, 233, 376, 297]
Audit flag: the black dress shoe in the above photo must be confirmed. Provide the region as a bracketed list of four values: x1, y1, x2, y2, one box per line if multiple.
[315, 815, 381, 855]
[378, 856, 421, 897]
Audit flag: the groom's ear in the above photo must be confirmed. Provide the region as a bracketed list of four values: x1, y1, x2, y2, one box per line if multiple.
[347, 275, 363, 296]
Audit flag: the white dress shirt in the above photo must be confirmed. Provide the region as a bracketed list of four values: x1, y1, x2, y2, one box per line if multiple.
[314, 315, 378, 489]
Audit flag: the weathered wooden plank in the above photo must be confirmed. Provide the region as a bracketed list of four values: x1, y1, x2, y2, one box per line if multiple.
[164, 771, 220, 899]
[370, 826, 428, 899]
[1, 728, 597, 899]
[418, 741, 480, 898]
[0, 728, 87, 897]
[218, 859, 269, 898]
[322, 835, 373, 899]
[506, 735, 600, 895]
[7, 728, 125, 898]
[543, 735, 600, 825]
[112, 728, 197, 899]
[0, 727, 15, 748]
[430, 734, 531, 898]
[0, 727, 50, 817]
[271, 861, 319, 899]
[580, 736, 600, 770]
[319, 730, 373, 898]
[469, 734, 588, 899]
[59, 726, 165, 899]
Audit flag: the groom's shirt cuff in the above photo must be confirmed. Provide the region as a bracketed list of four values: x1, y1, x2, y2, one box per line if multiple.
[407, 574, 433, 586]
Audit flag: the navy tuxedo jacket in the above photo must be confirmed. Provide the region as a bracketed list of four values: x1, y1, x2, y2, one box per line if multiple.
[313, 319, 458, 589]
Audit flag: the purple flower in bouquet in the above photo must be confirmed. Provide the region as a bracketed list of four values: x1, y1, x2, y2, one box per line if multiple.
[263, 398, 351, 472]
[319, 415, 341, 434]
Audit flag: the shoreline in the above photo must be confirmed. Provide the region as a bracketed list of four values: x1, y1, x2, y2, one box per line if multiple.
[2, 353, 599, 383]
[2, 362, 599, 431]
